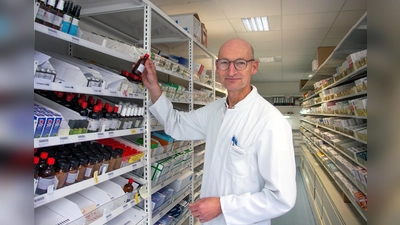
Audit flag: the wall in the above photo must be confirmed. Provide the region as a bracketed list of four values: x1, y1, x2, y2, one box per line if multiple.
[252, 82, 301, 97]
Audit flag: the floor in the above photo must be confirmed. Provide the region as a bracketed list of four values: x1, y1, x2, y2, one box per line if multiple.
[186, 166, 316, 225]
[272, 167, 316, 225]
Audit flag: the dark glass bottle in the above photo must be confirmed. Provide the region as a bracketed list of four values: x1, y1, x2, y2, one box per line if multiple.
[123, 178, 134, 202]
[65, 157, 80, 186]
[38, 151, 49, 172]
[60, 1, 73, 33]
[34, 156, 40, 179]
[36, 157, 56, 195]
[42, 0, 56, 27]
[35, 0, 47, 24]
[55, 159, 70, 189]
[87, 105, 100, 133]
[51, 0, 65, 30]
[67, 5, 81, 36]
[110, 105, 119, 130]
[132, 54, 149, 76]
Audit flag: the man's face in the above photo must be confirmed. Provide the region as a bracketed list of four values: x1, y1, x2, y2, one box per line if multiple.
[216, 41, 258, 93]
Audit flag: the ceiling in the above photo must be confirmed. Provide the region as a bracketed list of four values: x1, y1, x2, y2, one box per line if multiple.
[148, 0, 367, 83]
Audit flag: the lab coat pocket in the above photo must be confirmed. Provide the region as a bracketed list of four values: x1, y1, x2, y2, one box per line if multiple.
[224, 145, 254, 179]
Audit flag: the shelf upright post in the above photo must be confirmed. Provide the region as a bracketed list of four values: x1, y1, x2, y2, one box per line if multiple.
[188, 38, 195, 225]
[142, 2, 152, 223]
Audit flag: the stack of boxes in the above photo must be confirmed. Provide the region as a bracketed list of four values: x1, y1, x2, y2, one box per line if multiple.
[34, 102, 63, 138]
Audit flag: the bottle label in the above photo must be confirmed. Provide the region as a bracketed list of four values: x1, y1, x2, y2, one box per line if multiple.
[137, 64, 145, 73]
[99, 118, 107, 132]
[105, 119, 112, 130]
[87, 118, 99, 132]
[43, 12, 55, 24]
[84, 167, 93, 177]
[52, 15, 63, 27]
[126, 192, 133, 202]
[60, 14, 72, 33]
[110, 118, 118, 130]
[37, 177, 55, 190]
[36, 8, 46, 20]
[66, 171, 78, 183]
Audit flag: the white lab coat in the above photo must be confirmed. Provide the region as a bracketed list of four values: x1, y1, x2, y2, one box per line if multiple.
[149, 86, 296, 225]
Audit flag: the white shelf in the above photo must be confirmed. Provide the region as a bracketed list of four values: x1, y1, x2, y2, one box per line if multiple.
[302, 64, 367, 101]
[301, 119, 367, 144]
[151, 125, 164, 132]
[193, 101, 208, 105]
[301, 144, 367, 222]
[302, 90, 367, 108]
[194, 159, 204, 168]
[194, 81, 213, 90]
[34, 160, 146, 208]
[193, 140, 206, 147]
[151, 185, 191, 224]
[300, 113, 367, 119]
[151, 168, 192, 195]
[34, 128, 145, 148]
[301, 132, 367, 195]
[300, 12, 367, 92]
[90, 197, 145, 225]
[170, 98, 191, 104]
[34, 78, 145, 100]
[150, 145, 191, 164]
[301, 126, 367, 169]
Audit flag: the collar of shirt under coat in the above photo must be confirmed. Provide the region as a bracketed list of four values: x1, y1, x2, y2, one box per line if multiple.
[224, 85, 258, 111]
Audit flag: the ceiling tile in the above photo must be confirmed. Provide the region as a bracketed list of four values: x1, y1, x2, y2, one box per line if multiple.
[342, 0, 367, 11]
[237, 31, 282, 42]
[325, 27, 352, 39]
[320, 38, 342, 46]
[217, 0, 282, 18]
[283, 28, 330, 40]
[283, 0, 345, 15]
[283, 12, 338, 29]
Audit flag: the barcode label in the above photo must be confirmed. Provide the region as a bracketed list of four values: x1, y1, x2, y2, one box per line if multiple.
[92, 87, 103, 94]
[98, 132, 104, 138]
[105, 213, 113, 221]
[123, 204, 128, 210]
[107, 172, 114, 179]
[59, 136, 69, 144]
[78, 135, 85, 141]
[128, 93, 134, 97]
[34, 79, 52, 89]
[62, 83, 75, 91]
[34, 196, 46, 206]
[109, 90, 118, 95]
[131, 163, 137, 169]
[47, 28, 59, 37]
[71, 37, 79, 44]
[38, 139, 49, 147]
[108, 131, 114, 137]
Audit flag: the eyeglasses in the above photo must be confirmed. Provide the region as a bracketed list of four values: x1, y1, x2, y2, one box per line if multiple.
[216, 58, 254, 71]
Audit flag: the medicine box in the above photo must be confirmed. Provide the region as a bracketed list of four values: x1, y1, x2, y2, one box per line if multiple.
[152, 192, 166, 210]
[166, 171, 193, 193]
[170, 13, 202, 43]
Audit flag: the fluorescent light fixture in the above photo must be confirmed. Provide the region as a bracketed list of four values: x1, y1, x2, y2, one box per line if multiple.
[242, 17, 269, 32]
[308, 74, 313, 77]
[259, 56, 281, 63]
[283, 115, 292, 118]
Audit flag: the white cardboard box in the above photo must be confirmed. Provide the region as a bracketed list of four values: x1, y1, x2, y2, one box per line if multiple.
[166, 171, 193, 193]
[170, 13, 202, 43]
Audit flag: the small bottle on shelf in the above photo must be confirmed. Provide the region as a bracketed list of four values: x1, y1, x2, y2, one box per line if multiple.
[132, 54, 149, 76]
[42, 0, 56, 27]
[67, 5, 81, 36]
[36, 157, 56, 195]
[110, 105, 120, 130]
[60, 1, 73, 33]
[35, 0, 47, 24]
[51, 0, 65, 30]
[64, 157, 80, 186]
[34, 156, 40, 179]
[87, 105, 100, 133]
[123, 178, 134, 202]
[54, 158, 70, 189]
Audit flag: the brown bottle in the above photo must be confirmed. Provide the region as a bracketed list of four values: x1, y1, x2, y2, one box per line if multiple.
[123, 178, 134, 202]
[55, 159, 70, 189]
[34, 156, 40, 179]
[35, 0, 47, 24]
[36, 157, 56, 195]
[132, 54, 149, 76]
[52, 0, 65, 30]
[42, 0, 57, 27]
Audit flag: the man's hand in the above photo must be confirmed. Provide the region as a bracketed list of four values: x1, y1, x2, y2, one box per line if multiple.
[132, 56, 162, 102]
[189, 197, 222, 223]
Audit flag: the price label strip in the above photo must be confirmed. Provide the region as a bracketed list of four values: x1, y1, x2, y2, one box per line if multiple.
[59, 136, 69, 144]
[38, 138, 49, 147]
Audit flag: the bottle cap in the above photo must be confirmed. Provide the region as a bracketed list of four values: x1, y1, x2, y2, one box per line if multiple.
[56, 159, 70, 171]
[81, 101, 88, 109]
[34, 156, 40, 164]
[107, 105, 113, 113]
[66, 94, 74, 102]
[47, 157, 56, 165]
[47, 0, 56, 7]
[68, 157, 80, 168]
[128, 178, 134, 183]
[40, 151, 49, 159]
[56, 0, 64, 11]
[113, 105, 119, 112]
[77, 155, 89, 166]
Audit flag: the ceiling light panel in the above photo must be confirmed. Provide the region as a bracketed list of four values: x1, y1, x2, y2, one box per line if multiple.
[242, 17, 270, 32]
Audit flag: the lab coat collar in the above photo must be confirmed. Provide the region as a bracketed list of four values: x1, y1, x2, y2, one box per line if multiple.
[224, 85, 258, 110]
